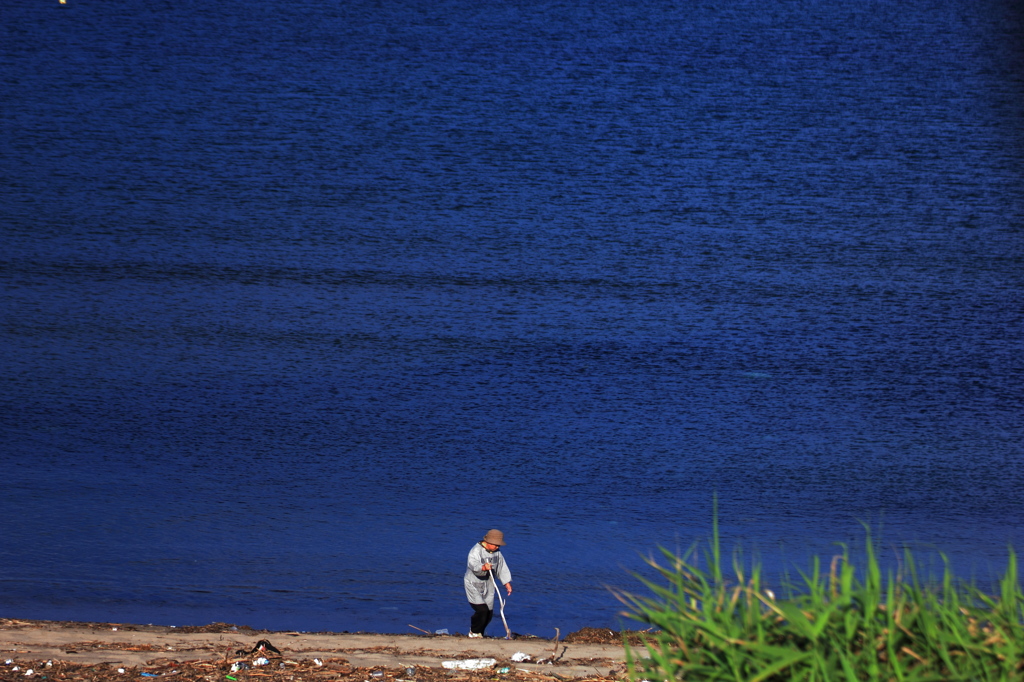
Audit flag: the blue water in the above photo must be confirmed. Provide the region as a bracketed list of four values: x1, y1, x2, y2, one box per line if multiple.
[2, 0, 1023, 636]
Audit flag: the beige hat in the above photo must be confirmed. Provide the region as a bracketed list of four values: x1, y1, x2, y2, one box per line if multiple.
[482, 529, 506, 546]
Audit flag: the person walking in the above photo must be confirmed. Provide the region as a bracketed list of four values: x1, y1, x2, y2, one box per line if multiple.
[463, 529, 512, 638]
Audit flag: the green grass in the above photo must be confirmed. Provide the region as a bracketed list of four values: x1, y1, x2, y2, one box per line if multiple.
[618, 518, 1023, 681]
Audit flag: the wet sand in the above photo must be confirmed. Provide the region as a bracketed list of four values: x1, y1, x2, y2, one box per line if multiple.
[0, 620, 638, 681]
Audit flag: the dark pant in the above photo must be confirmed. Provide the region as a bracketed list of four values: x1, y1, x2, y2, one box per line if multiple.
[470, 603, 492, 635]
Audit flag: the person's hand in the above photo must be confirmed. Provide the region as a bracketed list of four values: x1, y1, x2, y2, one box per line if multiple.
[505, 582, 513, 596]
[481, 563, 493, 572]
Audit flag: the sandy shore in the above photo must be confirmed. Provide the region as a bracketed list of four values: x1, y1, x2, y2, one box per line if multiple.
[0, 619, 637, 681]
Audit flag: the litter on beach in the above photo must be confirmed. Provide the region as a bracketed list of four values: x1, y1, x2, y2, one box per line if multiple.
[441, 658, 496, 670]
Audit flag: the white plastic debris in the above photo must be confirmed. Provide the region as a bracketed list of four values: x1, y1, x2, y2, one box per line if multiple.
[434, 629, 449, 635]
[442, 659, 496, 670]
[12, 667, 20, 672]
[5, 660, 13, 665]
[510, 652, 531, 662]
[112, 627, 118, 631]
[24, 669, 34, 677]
[313, 658, 323, 666]
[253, 657, 269, 666]
[117, 669, 125, 674]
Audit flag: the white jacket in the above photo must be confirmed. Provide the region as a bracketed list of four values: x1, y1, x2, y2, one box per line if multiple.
[463, 542, 511, 608]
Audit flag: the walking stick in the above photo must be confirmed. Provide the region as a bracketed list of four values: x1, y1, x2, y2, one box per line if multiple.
[490, 570, 512, 640]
